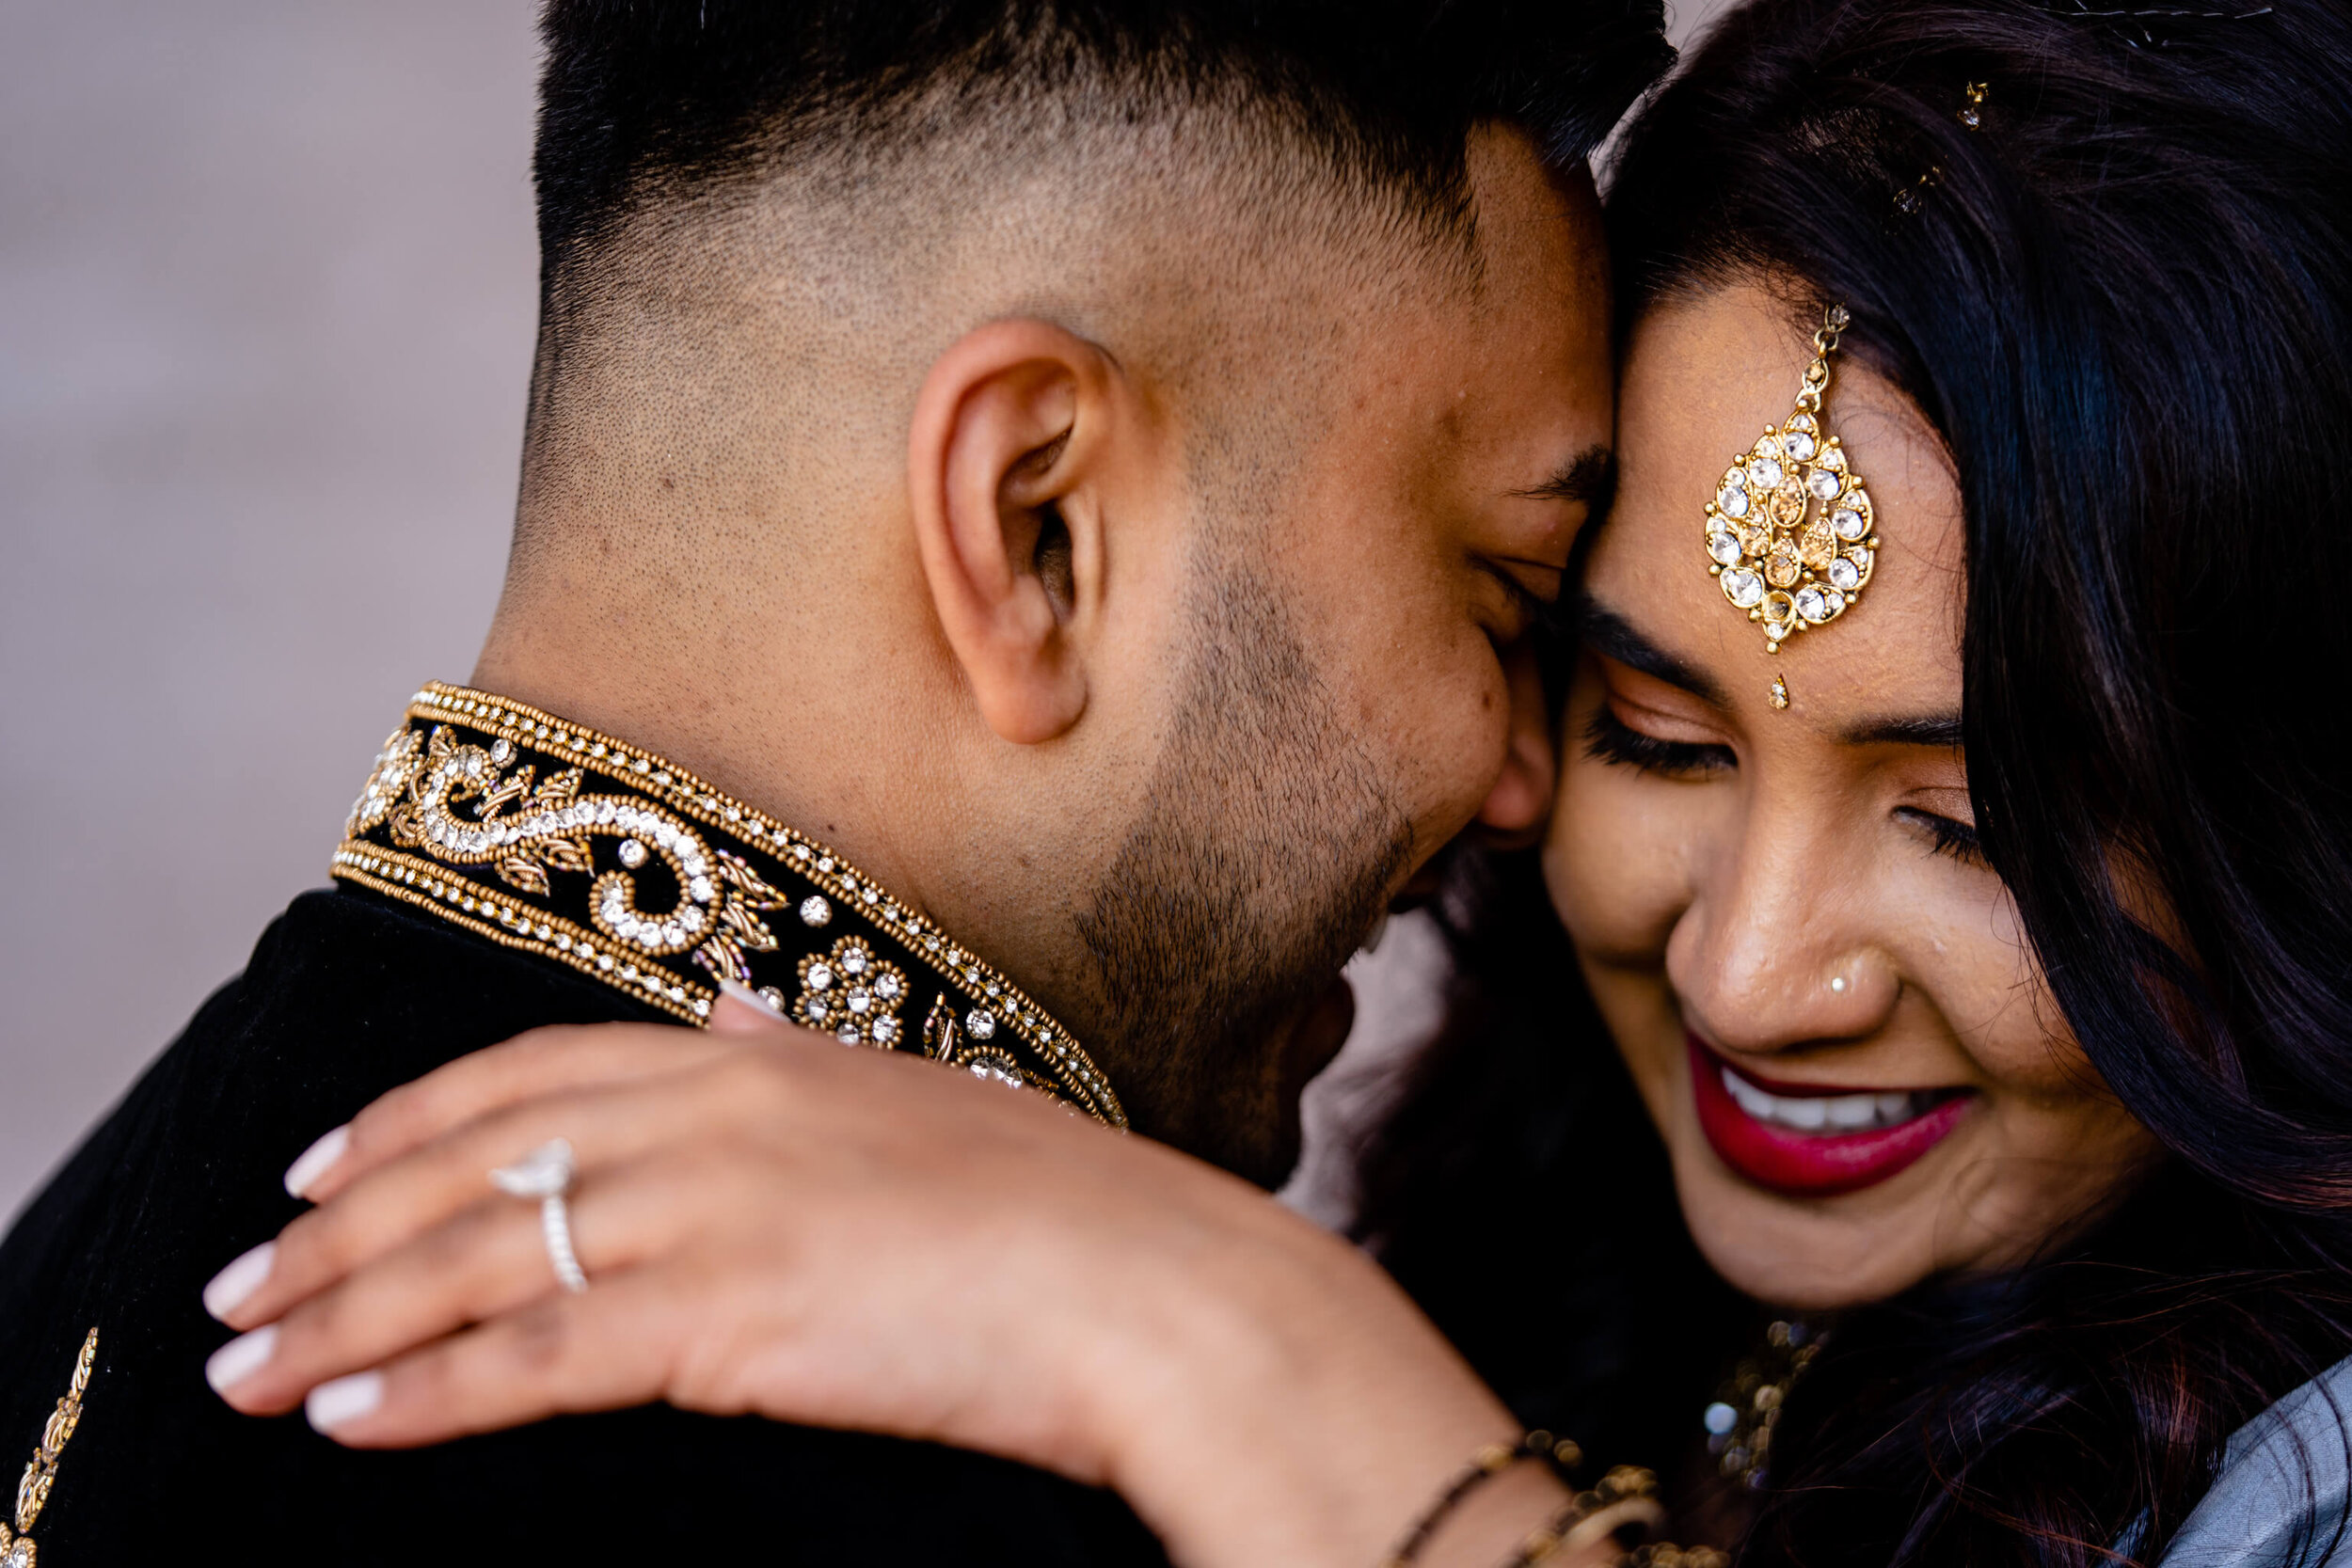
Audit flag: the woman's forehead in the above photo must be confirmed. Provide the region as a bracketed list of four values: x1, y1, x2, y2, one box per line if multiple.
[1593, 285, 1967, 727]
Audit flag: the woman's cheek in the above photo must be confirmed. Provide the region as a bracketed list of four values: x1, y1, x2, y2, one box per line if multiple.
[1543, 752, 1695, 968]
[1895, 877, 2089, 1103]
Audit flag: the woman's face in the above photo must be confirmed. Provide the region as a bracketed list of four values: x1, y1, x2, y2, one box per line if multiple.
[1547, 283, 2161, 1310]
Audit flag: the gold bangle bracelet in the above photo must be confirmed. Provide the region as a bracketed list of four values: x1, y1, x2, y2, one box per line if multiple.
[1380, 1431, 1586, 1568]
[1496, 1465, 1664, 1568]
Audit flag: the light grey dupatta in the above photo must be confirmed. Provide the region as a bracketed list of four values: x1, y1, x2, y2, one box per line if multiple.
[2159, 1355, 2352, 1566]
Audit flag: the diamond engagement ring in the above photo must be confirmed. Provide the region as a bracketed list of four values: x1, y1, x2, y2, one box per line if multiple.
[489, 1137, 589, 1294]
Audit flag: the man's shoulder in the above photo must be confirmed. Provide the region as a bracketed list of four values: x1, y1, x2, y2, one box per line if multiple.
[236, 881, 664, 1054]
[24, 1386, 1161, 1563]
[0, 884, 658, 1344]
[0, 888, 1164, 1563]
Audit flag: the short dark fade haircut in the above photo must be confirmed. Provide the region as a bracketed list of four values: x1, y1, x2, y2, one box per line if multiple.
[531, 0, 1673, 306]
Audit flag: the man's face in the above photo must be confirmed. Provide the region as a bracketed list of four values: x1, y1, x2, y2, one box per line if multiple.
[1079, 129, 1614, 1184]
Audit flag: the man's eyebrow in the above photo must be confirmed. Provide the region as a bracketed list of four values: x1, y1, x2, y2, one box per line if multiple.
[1570, 594, 1726, 705]
[1841, 713, 1967, 749]
[1513, 445, 1615, 508]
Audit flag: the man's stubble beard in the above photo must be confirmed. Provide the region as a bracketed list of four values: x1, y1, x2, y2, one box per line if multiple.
[1073, 550, 1412, 1188]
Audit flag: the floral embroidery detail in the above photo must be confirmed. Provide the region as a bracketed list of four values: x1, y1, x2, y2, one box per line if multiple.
[689, 850, 793, 985]
[345, 727, 423, 837]
[917, 995, 1027, 1088]
[794, 936, 909, 1047]
[380, 725, 736, 960]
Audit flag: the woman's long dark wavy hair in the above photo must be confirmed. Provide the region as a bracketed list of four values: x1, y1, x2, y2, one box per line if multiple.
[1360, 0, 2352, 1563]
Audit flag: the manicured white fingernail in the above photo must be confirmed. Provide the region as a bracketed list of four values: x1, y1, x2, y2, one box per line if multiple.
[713, 978, 790, 1025]
[306, 1370, 385, 1433]
[284, 1124, 350, 1198]
[202, 1241, 277, 1322]
[205, 1323, 278, 1395]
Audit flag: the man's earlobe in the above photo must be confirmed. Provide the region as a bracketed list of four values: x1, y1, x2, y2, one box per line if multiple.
[1475, 640, 1558, 845]
[908, 320, 1111, 745]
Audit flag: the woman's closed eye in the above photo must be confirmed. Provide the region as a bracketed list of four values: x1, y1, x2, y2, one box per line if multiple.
[1896, 804, 1987, 867]
[1583, 704, 1736, 777]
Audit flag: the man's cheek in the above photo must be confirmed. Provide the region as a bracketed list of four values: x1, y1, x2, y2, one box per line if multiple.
[1363, 647, 1514, 842]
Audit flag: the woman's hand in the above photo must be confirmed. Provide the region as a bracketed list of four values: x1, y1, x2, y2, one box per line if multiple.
[197, 991, 1571, 1568]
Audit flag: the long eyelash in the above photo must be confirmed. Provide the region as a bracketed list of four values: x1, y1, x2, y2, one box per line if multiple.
[1582, 706, 1734, 776]
[1909, 809, 1987, 866]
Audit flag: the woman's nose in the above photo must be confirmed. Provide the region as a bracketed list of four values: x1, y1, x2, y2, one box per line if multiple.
[1665, 814, 1899, 1053]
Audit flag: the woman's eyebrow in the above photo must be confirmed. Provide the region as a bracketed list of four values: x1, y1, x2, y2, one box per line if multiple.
[1841, 713, 1966, 749]
[1571, 594, 1724, 705]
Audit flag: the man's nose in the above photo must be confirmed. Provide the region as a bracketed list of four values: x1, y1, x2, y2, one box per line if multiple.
[1665, 800, 1899, 1055]
[1471, 641, 1555, 847]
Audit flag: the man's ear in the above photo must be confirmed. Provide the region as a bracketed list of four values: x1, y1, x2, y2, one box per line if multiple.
[1474, 639, 1558, 846]
[908, 319, 1117, 745]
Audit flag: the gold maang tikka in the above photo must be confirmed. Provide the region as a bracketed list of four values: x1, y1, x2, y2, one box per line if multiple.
[1702, 305, 1879, 711]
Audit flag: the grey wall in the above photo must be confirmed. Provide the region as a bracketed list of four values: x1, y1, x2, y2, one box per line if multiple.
[1, 2, 539, 1218]
[0, 0, 1734, 1225]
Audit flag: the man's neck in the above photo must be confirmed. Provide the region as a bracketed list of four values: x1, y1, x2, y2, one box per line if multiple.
[470, 581, 928, 911]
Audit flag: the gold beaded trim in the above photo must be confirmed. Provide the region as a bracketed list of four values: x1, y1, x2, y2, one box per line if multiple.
[330, 683, 1126, 1129]
[1, 1328, 97, 1567]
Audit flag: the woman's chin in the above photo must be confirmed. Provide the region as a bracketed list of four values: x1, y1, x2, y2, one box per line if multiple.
[1661, 1113, 1962, 1311]
[1681, 1205, 1931, 1311]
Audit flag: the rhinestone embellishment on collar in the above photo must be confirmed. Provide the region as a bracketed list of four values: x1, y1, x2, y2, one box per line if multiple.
[332, 683, 1125, 1128]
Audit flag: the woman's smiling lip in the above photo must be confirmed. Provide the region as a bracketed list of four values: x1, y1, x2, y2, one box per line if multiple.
[1687, 1034, 1976, 1197]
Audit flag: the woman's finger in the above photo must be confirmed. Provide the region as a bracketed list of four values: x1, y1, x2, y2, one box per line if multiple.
[209, 1188, 553, 1416]
[291, 1021, 746, 1204]
[213, 1053, 774, 1331]
[303, 1267, 694, 1448]
[210, 1142, 737, 1416]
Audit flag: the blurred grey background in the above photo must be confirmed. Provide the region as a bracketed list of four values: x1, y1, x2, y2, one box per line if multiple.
[1, 2, 538, 1218]
[0, 0, 1727, 1225]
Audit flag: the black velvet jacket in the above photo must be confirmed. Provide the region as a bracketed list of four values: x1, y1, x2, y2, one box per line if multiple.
[0, 687, 1164, 1566]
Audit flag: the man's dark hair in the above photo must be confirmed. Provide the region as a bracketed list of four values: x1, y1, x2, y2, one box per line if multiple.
[532, 0, 1672, 309]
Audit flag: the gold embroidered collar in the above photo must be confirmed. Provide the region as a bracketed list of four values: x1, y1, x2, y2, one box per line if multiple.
[331, 682, 1126, 1128]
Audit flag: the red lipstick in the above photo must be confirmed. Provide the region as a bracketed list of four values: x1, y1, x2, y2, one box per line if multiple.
[1688, 1035, 1972, 1197]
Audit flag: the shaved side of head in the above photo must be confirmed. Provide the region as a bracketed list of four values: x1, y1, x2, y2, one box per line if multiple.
[509, 0, 1670, 583]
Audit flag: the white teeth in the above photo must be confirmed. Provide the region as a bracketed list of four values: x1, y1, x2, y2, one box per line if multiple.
[1721, 1066, 1931, 1134]
[1824, 1094, 1879, 1130]
[1724, 1070, 1777, 1121]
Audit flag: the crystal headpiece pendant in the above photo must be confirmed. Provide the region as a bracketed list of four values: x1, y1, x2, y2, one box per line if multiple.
[1702, 305, 1879, 709]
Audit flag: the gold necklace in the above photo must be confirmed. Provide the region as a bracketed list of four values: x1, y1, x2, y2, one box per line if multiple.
[1702, 1318, 1821, 1491]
